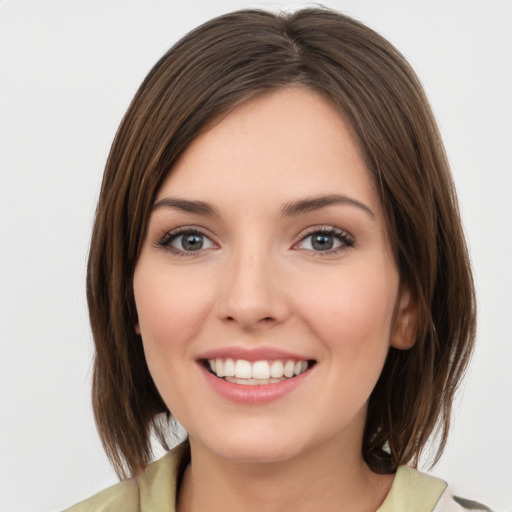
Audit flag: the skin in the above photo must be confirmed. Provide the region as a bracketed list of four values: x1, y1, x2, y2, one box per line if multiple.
[133, 87, 416, 512]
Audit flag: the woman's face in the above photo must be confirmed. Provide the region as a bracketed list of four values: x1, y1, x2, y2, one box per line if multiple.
[133, 87, 414, 464]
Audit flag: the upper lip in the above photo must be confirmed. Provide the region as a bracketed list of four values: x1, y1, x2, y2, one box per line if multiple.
[197, 346, 313, 362]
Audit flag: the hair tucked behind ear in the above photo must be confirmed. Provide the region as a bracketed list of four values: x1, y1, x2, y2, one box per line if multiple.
[87, 7, 476, 478]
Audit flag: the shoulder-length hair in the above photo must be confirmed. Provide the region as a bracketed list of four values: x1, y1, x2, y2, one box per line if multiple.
[87, 7, 476, 479]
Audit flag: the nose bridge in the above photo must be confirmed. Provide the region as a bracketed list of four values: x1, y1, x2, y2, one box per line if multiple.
[216, 234, 287, 328]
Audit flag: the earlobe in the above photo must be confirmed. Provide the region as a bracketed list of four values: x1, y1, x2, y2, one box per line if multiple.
[390, 286, 417, 350]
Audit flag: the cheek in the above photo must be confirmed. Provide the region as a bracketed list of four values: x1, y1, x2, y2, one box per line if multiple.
[295, 264, 399, 418]
[133, 261, 214, 355]
[294, 262, 399, 355]
[132, 260, 217, 414]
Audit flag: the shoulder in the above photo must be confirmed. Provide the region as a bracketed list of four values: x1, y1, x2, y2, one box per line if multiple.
[63, 443, 190, 512]
[62, 478, 139, 512]
[434, 485, 493, 512]
[378, 466, 492, 512]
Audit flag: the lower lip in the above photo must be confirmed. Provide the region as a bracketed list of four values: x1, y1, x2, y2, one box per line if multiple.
[200, 364, 312, 404]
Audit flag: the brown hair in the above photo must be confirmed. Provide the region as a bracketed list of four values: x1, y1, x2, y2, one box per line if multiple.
[87, 7, 476, 478]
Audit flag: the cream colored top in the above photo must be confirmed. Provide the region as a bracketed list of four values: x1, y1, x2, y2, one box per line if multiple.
[64, 443, 489, 512]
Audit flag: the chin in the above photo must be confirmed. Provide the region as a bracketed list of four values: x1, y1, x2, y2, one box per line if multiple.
[192, 425, 314, 465]
[217, 443, 302, 464]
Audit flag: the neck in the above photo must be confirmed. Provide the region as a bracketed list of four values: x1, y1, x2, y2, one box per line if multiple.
[176, 433, 393, 512]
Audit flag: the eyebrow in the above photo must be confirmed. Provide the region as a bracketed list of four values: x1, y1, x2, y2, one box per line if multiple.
[152, 193, 375, 219]
[280, 194, 375, 219]
[152, 197, 220, 217]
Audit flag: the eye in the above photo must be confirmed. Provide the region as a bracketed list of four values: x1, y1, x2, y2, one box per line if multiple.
[158, 228, 216, 255]
[295, 227, 354, 254]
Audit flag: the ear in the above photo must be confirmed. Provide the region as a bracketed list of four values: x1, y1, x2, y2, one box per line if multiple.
[390, 285, 417, 350]
[135, 323, 141, 335]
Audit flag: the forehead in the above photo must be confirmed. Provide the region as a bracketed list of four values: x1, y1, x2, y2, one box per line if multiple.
[157, 87, 380, 217]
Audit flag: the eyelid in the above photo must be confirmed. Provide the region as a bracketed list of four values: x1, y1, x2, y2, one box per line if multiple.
[293, 226, 355, 255]
[156, 225, 218, 256]
[154, 224, 354, 258]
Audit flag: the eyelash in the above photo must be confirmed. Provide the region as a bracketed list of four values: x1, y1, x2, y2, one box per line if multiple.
[156, 226, 355, 257]
[294, 226, 355, 256]
[156, 227, 214, 257]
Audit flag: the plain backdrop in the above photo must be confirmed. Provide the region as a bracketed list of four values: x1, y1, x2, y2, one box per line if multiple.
[1, 1, 511, 511]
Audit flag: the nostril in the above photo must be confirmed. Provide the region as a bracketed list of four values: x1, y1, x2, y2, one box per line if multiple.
[223, 315, 275, 324]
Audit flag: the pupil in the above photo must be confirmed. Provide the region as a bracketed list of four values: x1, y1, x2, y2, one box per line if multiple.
[312, 234, 333, 251]
[182, 234, 203, 251]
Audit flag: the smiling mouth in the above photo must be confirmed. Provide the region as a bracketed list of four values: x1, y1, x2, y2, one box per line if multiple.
[202, 358, 316, 385]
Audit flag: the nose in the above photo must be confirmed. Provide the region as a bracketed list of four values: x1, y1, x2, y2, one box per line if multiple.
[215, 245, 290, 331]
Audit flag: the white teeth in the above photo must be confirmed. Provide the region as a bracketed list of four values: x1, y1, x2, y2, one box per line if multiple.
[224, 358, 235, 377]
[225, 377, 260, 385]
[208, 358, 311, 382]
[215, 358, 224, 377]
[225, 377, 285, 385]
[284, 360, 295, 378]
[252, 361, 270, 379]
[270, 360, 284, 378]
[234, 359, 252, 379]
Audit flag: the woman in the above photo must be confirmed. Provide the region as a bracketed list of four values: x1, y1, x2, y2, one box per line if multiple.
[67, 8, 488, 511]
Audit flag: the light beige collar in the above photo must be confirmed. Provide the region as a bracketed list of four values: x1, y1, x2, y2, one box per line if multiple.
[378, 465, 447, 512]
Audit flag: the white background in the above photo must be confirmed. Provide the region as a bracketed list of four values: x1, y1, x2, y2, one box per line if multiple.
[1, 1, 511, 511]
